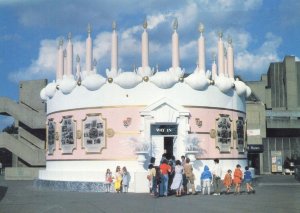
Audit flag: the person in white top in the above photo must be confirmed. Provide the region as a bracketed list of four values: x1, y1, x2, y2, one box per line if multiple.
[212, 158, 222, 195]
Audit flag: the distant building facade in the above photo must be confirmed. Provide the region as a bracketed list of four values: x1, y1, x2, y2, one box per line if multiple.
[247, 56, 300, 174]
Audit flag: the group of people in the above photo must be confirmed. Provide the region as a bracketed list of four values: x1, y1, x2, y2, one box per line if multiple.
[147, 154, 197, 197]
[200, 159, 255, 196]
[147, 155, 255, 197]
[104, 166, 130, 193]
[103, 156, 255, 195]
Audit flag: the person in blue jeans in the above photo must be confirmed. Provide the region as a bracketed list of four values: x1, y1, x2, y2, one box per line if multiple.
[159, 159, 171, 196]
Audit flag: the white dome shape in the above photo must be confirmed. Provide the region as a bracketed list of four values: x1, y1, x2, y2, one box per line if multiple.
[45, 82, 57, 98]
[184, 71, 209, 91]
[40, 88, 47, 100]
[246, 86, 252, 97]
[150, 71, 178, 89]
[114, 72, 143, 89]
[234, 80, 247, 96]
[81, 74, 106, 91]
[215, 74, 233, 93]
[137, 66, 154, 78]
[59, 76, 77, 94]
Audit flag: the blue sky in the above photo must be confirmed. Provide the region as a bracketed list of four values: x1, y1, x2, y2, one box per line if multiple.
[0, 0, 300, 128]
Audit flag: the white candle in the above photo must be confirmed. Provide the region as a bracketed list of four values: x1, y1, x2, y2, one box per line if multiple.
[56, 40, 64, 81]
[172, 31, 180, 68]
[76, 55, 81, 79]
[198, 23, 205, 72]
[217, 32, 224, 75]
[142, 29, 149, 68]
[111, 22, 118, 71]
[66, 33, 73, 76]
[63, 50, 67, 76]
[86, 24, 93, 72]
[212, 60, 217, 80]
[224, 50, 228, 77]
[198, 35, 205, 72]
[227, 39, 234, 78]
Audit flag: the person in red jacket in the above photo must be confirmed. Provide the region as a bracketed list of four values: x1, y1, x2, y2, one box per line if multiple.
[233, 164, 243, 195]
[159, 159, 171, 197]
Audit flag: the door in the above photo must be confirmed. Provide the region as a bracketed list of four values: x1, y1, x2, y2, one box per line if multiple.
[164, 137, 174, 160]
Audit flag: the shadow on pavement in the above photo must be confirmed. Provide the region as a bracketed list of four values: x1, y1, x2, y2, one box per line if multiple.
[0, 186, 8, 202]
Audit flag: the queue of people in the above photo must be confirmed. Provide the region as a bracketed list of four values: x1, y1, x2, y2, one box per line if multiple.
[104, 156, 255, 195]
[147, 156, 255, 197]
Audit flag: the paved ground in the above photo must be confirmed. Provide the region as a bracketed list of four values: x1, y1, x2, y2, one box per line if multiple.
[0, 174, 299, 213]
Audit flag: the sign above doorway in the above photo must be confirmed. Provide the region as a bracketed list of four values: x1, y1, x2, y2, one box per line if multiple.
[151, 124, 178, 136]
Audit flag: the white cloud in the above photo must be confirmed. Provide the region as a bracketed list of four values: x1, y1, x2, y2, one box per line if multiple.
[197, 0, 262, 11]
[9, 39, 57, 82]
[147, 14, 168, 30]
[7, 0, 281, 82]
[235, 33, 282, 77]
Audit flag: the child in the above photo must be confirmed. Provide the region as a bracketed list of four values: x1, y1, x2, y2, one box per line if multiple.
[122, 167, 129, 193]
[105, 168, 113, 192]
[233, 164, 243, 195]
[244, 166, 255, 194]
[223, 169, 233, 194]
[200, 165, 212, 195]
[148, 164, 157, 195]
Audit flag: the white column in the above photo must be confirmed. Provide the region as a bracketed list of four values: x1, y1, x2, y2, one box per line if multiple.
[227, 38, 234, 79]
[66, 33, 73, 76]
[212, 55, 217, 80]
[142, 20, 149, 69]
[56, 39, 64, 81]
[111, 21, 118, 71]
[224, 49, 228, 77]
[63, 50, 67, 76]
[76, 55, 81, 79]
[198, 23, 205, 72]
[86, 24, 93, 72]
[172, 19, 180, 69]
[217, 32, 224, 76]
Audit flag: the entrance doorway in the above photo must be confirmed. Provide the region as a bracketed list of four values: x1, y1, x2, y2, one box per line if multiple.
[248, 153, 260, 175]
[164, 137, 173, 159]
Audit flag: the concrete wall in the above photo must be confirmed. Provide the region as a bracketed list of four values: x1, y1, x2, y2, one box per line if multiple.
[5, 167, 43, 180]
[246, 55, 300, 174]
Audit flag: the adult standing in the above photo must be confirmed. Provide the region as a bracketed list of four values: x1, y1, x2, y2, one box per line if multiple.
[114, 166, 122, 193]
[212, 158, 222, 195]
[181, 156, 187, 194]
[183, 158, 196, 195]
[122, 167, 129, 193]
[170, 160, 183, 197]
[159, 159, 171, 197]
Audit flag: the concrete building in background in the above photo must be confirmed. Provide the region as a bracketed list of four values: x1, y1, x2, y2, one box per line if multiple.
[246, 55, 300, 174]
[0, 79, 47, 179]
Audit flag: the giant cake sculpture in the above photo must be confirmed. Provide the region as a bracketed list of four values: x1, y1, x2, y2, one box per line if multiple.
[39, 20, 251, 192]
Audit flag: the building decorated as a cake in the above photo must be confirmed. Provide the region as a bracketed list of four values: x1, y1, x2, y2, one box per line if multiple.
[39, 20, 251, 192]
